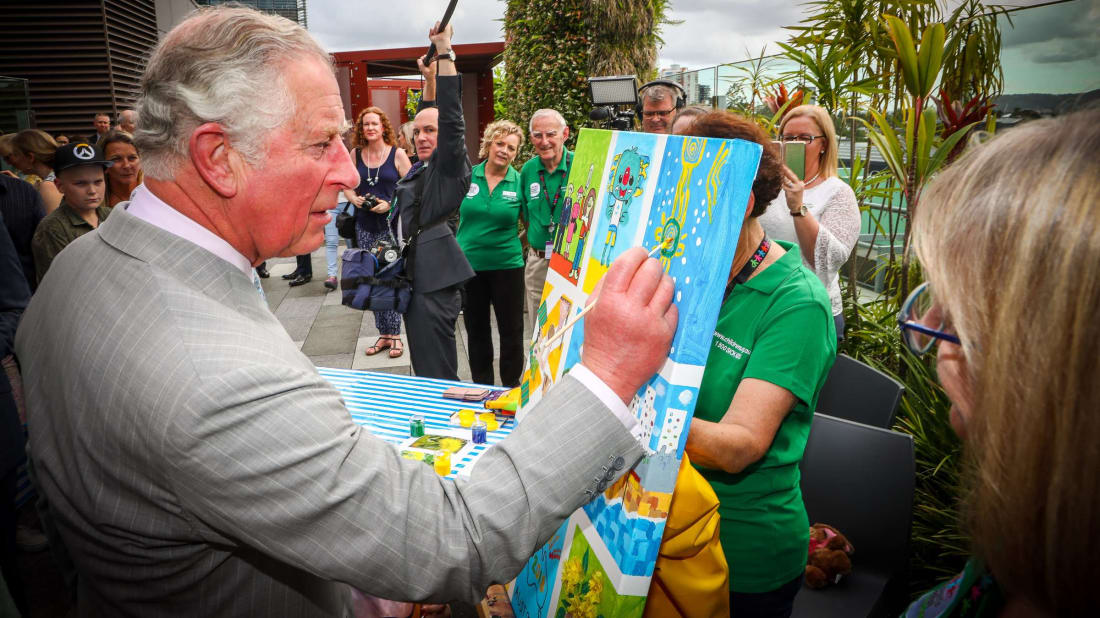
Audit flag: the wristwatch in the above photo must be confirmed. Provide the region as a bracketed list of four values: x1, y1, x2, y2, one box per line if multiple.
[790, 204, 808, 217]
[437, 49, 457, 63]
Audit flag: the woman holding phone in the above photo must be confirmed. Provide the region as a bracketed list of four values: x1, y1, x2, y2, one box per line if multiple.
[759, 105, 859, 337]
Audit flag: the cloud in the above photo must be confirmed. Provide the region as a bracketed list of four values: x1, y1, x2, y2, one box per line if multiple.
[307, 0, 506, 53]
[1032, 39, 1100, 64]
[1001, 0, 1097, 48]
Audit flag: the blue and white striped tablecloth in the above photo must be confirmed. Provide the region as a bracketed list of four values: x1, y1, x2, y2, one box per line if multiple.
[317, 368, 513, 479]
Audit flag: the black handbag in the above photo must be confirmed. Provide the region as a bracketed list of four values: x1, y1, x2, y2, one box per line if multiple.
[335, 201, 356, 239]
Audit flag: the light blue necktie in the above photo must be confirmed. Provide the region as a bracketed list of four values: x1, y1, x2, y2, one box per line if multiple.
[252, 269, 266, 302]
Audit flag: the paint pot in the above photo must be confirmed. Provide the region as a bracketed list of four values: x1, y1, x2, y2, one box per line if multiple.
[409, 415, 424, 438]
[479, 412, 499, 431]
[458, 408, 476, 428]
[471, 421, 487, 445]
[433, 450, 451, 476]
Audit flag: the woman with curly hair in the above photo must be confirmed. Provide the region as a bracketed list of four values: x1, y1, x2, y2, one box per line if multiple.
[456, 119, 526, 386]
[344, 106, 412, 357]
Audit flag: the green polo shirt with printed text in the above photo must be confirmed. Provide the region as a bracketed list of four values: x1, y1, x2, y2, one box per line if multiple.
[518, 149, 572, 250]
[692, 240, 837, 593]
[456, 161, 524, 271]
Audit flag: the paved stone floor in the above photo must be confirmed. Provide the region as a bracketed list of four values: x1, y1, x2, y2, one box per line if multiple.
[261, 241, 533, 385]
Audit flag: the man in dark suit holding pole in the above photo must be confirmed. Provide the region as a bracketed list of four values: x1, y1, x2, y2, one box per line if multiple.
[393, 26, 472, 381]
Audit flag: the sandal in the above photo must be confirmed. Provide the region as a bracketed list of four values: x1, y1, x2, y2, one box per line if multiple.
[365, 336, 393, 356]
[388, 338, 404, 358]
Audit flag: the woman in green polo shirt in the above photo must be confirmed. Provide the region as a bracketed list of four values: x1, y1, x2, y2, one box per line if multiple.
[456, 120, 526, 386]
[680, 112, 837, 616]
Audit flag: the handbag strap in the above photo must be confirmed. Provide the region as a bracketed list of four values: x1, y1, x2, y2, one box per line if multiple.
[400, 165, 454, 281]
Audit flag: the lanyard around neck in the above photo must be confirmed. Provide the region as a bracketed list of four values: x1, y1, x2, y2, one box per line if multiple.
[724, 236, 771, 300]
[537, 150, 571, 218]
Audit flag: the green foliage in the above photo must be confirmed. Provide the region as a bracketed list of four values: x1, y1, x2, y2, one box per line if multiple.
[777, 40, 881, 115]
[503, 0, 593, 162]
[841, 298, 969, 594]
[502, 0, 674, 163]
[405, 89, 422, 120]
[492, 64, 508, 120]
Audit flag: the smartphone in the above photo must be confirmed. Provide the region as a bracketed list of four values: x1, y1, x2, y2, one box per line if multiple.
[784, 141, 806, 180]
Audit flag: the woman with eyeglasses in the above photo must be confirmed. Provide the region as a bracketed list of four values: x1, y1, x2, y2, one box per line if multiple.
[900, 109, 1098, 617]
[678, 111, 837, 617]
[759, 105, 860, 338]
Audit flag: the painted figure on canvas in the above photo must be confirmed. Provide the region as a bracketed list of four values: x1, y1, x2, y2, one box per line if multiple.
[599, 147, 649, 266]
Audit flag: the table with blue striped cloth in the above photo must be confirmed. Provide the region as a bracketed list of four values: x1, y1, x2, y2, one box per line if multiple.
[317, 368, 513, 479]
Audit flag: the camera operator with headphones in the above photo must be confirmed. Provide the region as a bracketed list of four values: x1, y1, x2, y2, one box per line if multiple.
[637, 80, 686, 134]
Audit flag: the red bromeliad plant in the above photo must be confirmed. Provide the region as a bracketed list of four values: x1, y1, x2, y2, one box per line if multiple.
[764, 83, 806, 122]
[936, 90, 994, 162]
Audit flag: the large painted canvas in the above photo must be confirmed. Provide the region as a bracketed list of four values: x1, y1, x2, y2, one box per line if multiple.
[510, 129, 762, 615]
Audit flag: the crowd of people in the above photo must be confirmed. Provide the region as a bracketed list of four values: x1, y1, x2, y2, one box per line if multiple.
[0, 4, 1095, 618]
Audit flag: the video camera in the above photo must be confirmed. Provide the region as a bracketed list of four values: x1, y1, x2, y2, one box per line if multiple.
[587, 75, 639, 131]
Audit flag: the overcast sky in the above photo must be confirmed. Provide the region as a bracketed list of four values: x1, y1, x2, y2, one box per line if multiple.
[307, 0, 1097, 93]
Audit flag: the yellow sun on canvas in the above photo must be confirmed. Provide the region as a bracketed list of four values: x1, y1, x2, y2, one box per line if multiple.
[653, 212, 687, 271]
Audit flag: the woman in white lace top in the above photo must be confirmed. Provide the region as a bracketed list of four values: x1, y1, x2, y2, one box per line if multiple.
[759, 105, 860, 337]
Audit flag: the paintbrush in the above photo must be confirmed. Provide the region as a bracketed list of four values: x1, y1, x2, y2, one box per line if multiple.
[539, 241, 669, 351]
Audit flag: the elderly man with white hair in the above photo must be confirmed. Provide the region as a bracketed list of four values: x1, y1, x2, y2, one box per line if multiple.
[518, 108, 572, 329]
[14, 6, 678, 616]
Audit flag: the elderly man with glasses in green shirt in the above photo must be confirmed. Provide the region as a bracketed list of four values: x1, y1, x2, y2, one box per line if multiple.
[518, 109, 573, 330]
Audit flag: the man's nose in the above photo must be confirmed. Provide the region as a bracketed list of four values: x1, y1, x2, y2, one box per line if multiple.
[333, 140, 360, 189]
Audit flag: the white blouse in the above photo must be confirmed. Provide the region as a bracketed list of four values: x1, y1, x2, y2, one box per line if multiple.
[758, 176, 861, 317]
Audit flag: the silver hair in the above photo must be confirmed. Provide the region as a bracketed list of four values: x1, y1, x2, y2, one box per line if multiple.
[529, 108, 567, 133]
[117, 109, 137, 124]
[134, 6, 330, 180]
[641, 83, 679, 103]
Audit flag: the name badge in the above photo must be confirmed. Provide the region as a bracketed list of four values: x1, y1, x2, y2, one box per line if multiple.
[544, 241, 553, 259]
[502, 190, 517, 200]
[530, 182, 541, 198]
[466, 184, 480, 198]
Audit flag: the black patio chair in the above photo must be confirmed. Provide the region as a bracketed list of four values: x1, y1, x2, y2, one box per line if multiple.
[816, 354, 905, 429]
[792, 413, 915, 618]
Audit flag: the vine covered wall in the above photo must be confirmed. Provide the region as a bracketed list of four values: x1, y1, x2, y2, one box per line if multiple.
[502, 0, 674, 161]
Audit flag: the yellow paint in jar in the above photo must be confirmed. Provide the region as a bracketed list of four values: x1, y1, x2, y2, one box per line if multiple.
[433, 450, 451, 476]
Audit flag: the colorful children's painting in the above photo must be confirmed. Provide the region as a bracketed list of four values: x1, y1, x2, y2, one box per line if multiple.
[509, 128, 762, 616]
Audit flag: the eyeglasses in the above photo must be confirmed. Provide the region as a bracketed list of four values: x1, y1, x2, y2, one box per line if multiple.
[641, 109, 675, 120]
[898, 281, 961, 356]
[780, 134, 826, 144]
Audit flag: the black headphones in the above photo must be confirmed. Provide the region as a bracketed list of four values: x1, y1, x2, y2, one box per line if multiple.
[635, 79, 687, 117]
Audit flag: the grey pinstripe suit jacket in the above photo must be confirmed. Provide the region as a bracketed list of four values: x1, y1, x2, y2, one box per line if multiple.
[15, 206, 643, 616]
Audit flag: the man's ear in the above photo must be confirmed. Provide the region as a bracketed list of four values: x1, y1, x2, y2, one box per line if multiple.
[562, 126, 570, 141]
[189, 123, 240, 198]
[745, 191, 756, 220]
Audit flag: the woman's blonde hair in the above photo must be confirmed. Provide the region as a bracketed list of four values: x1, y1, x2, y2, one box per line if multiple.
[477, 119, 524, 161]
[913, 108, 1100, 615]
[779, 104, 838, 178]
[352, 106, 396, 148]
[12, 129, 59, 168]
[397, 121, 415, 150]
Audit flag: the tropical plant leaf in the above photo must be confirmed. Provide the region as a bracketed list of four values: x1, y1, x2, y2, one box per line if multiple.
[917, 22, 946, 97]
[926, 119, 981, 179]
[884, 14, 920, 97]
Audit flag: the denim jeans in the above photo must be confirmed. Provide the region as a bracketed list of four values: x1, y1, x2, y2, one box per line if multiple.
[324, 205, 341, 278]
